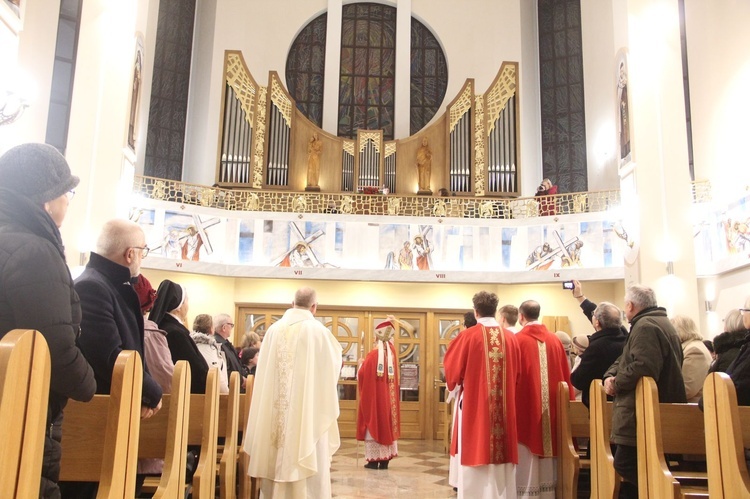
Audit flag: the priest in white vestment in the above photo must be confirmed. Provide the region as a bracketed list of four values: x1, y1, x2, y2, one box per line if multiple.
[244, 287, 343, 498]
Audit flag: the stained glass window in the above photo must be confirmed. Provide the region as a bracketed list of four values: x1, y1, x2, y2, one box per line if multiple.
[286, 13, 327, 127]
[410, 18, 447, 135]
[286, 4, 447, 140]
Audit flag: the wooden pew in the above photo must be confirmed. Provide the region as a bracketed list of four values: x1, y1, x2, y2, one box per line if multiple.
[138, 360, 191, 499]
[0, 329, 51, 498]
[589, 379, 619, 499]
[635, 376, 708, 498]
[556, 381, 590, 499]
[238, 375, 257, 499]
[60, 350, 143, 498]
[188, 367, 220, 499]
[217, 371, 240, 499]
[703, 372, 750, 498]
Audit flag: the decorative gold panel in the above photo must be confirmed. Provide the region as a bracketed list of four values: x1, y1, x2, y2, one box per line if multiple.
[343, 141, 355, 156]
[359, 132, 382, 153]
[252, 85, 267, 188]
[384, 142, 397, 157]
[133, 176, 621, 218]
[474, 94, 486, 196]
[449, 84, 474, 133]
[225, 53, 257, 124]
[270, 76, 293, 128]
[485, 64, 517, 136]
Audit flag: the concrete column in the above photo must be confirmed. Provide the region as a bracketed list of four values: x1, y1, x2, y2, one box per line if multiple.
[322, 0, 342, 135]
[393, 0, 411, 139]
[620, 0, 699, 320]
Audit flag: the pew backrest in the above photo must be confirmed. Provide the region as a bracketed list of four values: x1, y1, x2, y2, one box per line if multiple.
[0, 329, 51, 498]
[590, 379, 619, 499]
[238, 374, 255, 499]
[218, 371, 240, 499]
[189, 367, 220, 499]
[60, 350, 143, 498]
[138, 360, 191, 499]
[557, 381, 589, 499]
[703, 372, 750, 499]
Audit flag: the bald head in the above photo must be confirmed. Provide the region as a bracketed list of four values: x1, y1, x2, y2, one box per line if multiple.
[519, 300, 541, 323]
[293, 287, 317, 310]
[95, 219, 146, 276]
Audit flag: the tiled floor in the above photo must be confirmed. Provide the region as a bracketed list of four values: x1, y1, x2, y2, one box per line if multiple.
[331, 438, 456, 498]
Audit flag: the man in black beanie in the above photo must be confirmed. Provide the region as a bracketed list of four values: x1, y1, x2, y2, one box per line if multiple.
[0, 143, 96, 498]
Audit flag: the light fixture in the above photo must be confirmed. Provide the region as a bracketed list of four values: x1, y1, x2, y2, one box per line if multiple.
[704, 300, 713, 312]
[0, 90, 29, 126]
[666, 261, 674, 275]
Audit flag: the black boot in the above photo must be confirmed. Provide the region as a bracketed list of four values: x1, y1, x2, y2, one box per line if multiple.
[379, 460, 389, 469]
[364, 461, 379, 469]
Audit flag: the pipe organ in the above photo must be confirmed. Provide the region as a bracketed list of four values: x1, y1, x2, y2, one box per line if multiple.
[217, 51, 520, 197]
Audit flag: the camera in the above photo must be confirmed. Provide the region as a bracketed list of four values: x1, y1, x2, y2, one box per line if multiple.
[562, 280, 575, 290]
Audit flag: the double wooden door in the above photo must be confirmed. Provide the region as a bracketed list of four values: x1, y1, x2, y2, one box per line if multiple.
[236, 305, 464, 440]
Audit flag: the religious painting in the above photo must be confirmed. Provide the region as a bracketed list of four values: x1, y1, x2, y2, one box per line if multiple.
[693, 192, 750, 275]
[156, 212, 222, 262]
[128, 37, 144, 151]
[616, 49, 633, 171]
[1, 0, 23, 33]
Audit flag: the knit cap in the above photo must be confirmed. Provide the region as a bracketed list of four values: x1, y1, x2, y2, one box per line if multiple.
[0, 143, 80, 203]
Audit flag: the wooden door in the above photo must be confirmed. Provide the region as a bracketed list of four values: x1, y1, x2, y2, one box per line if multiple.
[432, 314, 463, 443]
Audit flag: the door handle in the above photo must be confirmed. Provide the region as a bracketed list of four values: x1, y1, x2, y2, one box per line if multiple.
[433, 377, 444, 389]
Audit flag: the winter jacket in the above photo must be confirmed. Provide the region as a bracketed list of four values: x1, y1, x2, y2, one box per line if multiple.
[726, 332, 750, 406]
[710, 330, 747, 374]
[0, 188, 96, 497]
[191, 331, 229, 393]
[214, 333, 248, 392]
[75, 252, 163, 408]
[681, 339, 712, 402]
[570, 326, 627, 407]
[604, 306, 686, 446]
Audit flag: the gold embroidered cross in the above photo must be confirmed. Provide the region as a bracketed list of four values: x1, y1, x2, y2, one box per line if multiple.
[489, 347, 503, 361]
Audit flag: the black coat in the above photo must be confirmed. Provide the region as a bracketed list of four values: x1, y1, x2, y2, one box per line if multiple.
[75, 252, 162, 408]
[604, 306, 686, 446]
[570, 326, 627, 407]
[709, 330, 747, 374]
[160, 314, 209, 393]
[0, 188, 96, 497]
[726, 332, 750, 406]
[214, 333, 248, 392]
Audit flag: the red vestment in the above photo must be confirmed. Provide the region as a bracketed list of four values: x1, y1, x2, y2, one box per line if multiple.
[515, 323, 573, 457]
[444, 324, 519, 466]
[356, 342, 400, 445]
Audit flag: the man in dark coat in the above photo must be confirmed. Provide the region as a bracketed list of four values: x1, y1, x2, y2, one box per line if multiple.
[603, 284, 686, 498]
[0, 143, 96, 498]
[74, 219, 163, 417]
[725, 297, 750, 406]
[213, 313, 248, 392]
[570, 301, 627, 407]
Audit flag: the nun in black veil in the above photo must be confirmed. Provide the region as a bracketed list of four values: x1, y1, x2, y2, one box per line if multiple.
[149, 280, 209, 393]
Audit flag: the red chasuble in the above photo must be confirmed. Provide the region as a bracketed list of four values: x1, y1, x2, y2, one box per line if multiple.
[356, 342, 401, 444]
[515, 323, 574, 457]
[444, 324, 520, 466]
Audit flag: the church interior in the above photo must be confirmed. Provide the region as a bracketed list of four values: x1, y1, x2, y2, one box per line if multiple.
[2, 0, 750, 495]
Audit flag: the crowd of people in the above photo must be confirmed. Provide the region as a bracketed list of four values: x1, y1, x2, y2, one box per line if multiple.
[2, 143, 750, 498]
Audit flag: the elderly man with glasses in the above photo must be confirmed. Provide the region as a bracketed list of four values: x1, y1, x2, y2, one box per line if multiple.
[213, 313, 249, 392]
[73, 219, 163, 419]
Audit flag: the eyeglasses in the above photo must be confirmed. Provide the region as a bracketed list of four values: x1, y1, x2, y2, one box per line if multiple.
[66, 189, 76, 200]
[740, 308, 750, 314]
[225, 323, 235, 328]
[131, 246, 150, 258]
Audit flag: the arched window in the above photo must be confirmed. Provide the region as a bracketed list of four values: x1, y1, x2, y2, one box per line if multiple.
[286, 4, 447, 140]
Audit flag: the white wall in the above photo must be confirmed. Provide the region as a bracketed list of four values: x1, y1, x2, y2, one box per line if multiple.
[141, 268, 623, 338]
[683, 0, 750, 200]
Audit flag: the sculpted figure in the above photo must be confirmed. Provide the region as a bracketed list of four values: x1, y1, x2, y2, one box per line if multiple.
[416, 137, 432, 193]
[307, 133, 322, 189]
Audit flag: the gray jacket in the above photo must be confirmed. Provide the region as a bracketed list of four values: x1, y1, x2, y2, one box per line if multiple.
[604, 306, 686, 446]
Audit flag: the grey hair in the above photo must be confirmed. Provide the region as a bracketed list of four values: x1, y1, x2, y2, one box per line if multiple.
[722, 309, 744, 333]
[213, 313, 232, 331]
[593, 302, 622, 330]
[293, 287, 317, 308]
[95, 219, 144, 259]
[625, 284, 657, 311]
[670, 315, 703, 343]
